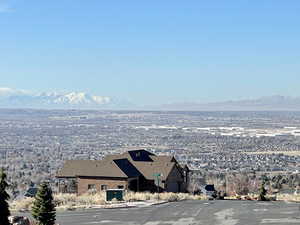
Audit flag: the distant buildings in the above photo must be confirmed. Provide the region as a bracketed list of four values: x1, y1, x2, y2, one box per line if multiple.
[2, 109, 300, 197]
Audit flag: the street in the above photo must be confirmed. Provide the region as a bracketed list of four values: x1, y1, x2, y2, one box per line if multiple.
[16, 200, 300, 225]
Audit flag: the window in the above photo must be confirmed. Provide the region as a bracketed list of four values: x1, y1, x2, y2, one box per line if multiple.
[88, 184, 96, 190]
[101, 185, 107, 191]
[117, 185, 124, 189]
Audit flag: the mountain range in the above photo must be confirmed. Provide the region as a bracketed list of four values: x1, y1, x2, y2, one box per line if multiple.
[0, 88, 131, 109]
[1, 88, 300, 111]
[157, 96, 300, 111]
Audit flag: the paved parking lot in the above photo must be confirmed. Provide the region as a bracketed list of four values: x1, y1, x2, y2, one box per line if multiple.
[17, 200, 300, 225]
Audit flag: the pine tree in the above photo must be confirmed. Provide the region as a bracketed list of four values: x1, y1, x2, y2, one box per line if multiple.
[31, 182, 56, 225]
[0, 168, 10, 225]
[258, 182, 267, 201]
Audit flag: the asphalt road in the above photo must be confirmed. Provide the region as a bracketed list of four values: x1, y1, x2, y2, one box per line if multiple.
[17, 200, 300, 225]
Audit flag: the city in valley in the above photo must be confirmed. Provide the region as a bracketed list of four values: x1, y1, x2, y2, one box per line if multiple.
[1, 109, 299, 198]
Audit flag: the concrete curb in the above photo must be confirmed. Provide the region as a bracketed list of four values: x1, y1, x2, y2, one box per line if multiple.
[102, 205, 136, 209]
[55, 200, 172, 211]
[90, 200, 170, 209]
[150, 201, 169, 206]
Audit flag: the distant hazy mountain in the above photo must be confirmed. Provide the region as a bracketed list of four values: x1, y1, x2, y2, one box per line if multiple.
[1, 88, 300, 111]
[157, 96, 300, 111]
[0, 88, 132, 109]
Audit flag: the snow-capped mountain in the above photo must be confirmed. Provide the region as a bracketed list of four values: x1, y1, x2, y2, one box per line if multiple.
[53, 92, 110, 105]
[0, 88, 119, 109]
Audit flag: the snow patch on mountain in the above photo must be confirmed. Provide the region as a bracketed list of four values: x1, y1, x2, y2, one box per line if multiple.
[53, 92, 110, 105]
[0, 87, 115, 109]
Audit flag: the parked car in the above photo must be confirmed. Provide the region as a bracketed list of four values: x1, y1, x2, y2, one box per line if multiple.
[201, 185, 217, 198]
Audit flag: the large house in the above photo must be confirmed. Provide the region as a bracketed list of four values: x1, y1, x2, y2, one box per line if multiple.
[57, 149, 189, 195]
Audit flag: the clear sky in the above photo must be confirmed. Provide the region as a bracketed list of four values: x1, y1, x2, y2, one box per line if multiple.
[1, 0, 300, 105]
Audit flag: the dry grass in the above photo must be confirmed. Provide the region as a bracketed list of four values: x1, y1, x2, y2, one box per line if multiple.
[124, 191, 207, 202]
[10, 193, 107, 212]
[56, 192, 106, 205]
[54, 192, 107, 210]
[10, 197, 34, 212]
[11, 191, 300, 212]
[10, 191, 206, 212]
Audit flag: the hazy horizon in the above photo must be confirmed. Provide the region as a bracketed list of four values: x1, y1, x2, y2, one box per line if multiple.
[2, 87, 300, 111]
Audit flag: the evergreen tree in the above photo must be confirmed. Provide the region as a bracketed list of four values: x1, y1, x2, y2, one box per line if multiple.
[258, 182, 267, 201]
[31, 182, 56, 225]
[0, 168, 10, 225]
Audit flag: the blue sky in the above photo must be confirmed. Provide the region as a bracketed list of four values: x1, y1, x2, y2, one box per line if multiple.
[0, 0, 300, 105]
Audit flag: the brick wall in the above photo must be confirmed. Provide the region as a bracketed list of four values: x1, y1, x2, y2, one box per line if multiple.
[77, 177, 128, 195]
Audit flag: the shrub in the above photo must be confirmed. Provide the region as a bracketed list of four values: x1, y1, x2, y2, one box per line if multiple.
[10, 197, 34, 211]
[258, 183, 267, 201]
